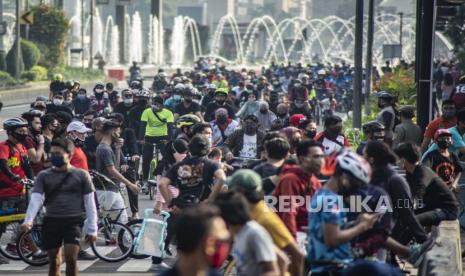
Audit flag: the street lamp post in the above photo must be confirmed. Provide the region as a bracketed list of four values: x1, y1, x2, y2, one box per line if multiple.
[353, 0, 363, 129]
[365, 0, 375, 116]
[15, 0, 20, 78]
[399, 12, 403, 59]
[89, 0, 94, 69]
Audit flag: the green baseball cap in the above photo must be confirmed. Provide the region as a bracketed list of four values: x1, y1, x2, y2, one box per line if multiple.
[227, 169, 262, 192]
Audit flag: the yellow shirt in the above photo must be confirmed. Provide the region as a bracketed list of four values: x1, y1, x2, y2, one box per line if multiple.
[250, 200, 295, 249]
[141, 107, 174, 137]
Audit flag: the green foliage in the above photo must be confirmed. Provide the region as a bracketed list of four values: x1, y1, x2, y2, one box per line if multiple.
[29, 5, 69, 68]
[6, 41, 25, 78]
[0, 51, 6, 72]
[48, 65, 105, 81]
[21, 40, 41, 70]
[0, 71, 23, 89]
[31, 65, 48, 81]
[21, 71, 38, 81]
[377, 68, 416, 105]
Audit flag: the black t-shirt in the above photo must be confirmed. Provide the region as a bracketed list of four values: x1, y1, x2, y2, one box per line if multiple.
[422, 150, 462, 186]
[253, 162, 278, 178]
[46, 104, 73, 116]
[174, 101, 201, 116]
[164, 156, 221, 200]
[84, 135, 99, 170]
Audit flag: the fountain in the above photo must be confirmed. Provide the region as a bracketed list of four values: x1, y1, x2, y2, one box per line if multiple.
[62, 6, 453, 67]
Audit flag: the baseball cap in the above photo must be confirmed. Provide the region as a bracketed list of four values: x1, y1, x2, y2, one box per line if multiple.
[67, 121, 92, 133]
[227, 169, 262, 193]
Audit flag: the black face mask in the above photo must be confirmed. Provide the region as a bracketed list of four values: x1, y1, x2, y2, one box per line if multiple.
[304, 130, 317, 139]
[291, 138, 301, 147]
[337, 180, 357, 198]
[216, 117, 228, 124]
[73, 138, 85, 148]
[277, 112, 287, 118]
[244, 124, 257, 135]
[12, 132, 28, 142]
[138, 100, 148, 106]
[326, 128, 341, 139]
[216, 99, 226, 105]
[437, 140, 451, 149]
[260, 109, 268, 114]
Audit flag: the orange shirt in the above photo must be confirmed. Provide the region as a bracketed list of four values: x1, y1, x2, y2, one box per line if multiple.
[423, 117, 457, 139]
[70, 147, 88, 170]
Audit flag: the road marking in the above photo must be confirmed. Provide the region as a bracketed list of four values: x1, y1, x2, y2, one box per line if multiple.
[0, 261, 29, 271]
[117, 259, 152, 272]
[2, 104, 31, 111]
[60, 260, 98, 272]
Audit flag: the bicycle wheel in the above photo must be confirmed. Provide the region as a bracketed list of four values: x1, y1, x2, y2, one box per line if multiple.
[16, 229, 49, 266]
[126, 219, 149, 259]
[0, 221, 21, 260]
[91, 220, 134, 262]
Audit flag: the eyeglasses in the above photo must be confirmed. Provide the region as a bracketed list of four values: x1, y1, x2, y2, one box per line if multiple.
[123, 94, 133, 99]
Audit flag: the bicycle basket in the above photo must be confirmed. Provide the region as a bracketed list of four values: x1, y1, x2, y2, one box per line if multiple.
[133, 209, 170, 257]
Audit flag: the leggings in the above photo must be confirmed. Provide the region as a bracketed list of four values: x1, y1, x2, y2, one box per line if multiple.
[142, 136, 167, 181]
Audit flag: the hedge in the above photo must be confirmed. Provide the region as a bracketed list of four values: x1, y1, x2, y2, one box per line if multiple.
[31, 65, 48, 81]
[21, 40, 41, 70]
[6, 41, 24, 78]
[0, 71, 22, 88]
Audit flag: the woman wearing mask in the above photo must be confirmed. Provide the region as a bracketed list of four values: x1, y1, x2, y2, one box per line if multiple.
[298, 119, 318, 140]
[363, 141, 428, 249]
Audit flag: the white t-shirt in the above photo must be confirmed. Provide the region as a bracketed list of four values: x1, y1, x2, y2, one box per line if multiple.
[231, 221, 277, 276]
[239, 134, 257, 158]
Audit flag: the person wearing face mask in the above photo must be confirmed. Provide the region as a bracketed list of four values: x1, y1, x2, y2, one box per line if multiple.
[174, 88, 203, 122]
[236, 90, 262, 119]
[113, 89, 135, 127]
[95, 121, 140, 224]
[298, 119, 318, 140]
[41, 114, 58, 166]
[140, 95, 174, 186]
[71, 88, 92, 116]
[272, 103, 290, 130]
[315, 115, 350, 156]
[210, 108, 239, 147]
[165, 84, 185, 111]
[128, 88, 151, 142]
[420, 100, 456, 153]
[0, 118, 34, 199]
[393, 106, 422, 148]
[66, 121, 91, 171]
[273, 140, 324, 239]
[46, 91, 73, 116]
[394, 143, 458, 233]
[364, 141, 428, 247]
[289, 98, 312, 119]
[159, 205, 230, 276]
[204, 88, 237, 122]
[90, 82, 110, 114]
[224, 115, 265, 159]
[280, 126, 303, 157]
[254, 101, 276, 132]
[375, 92, 399, 146]
[422, 129, 462, 191]
[356, 121, 386, 155]
[21, 110, 45, 175]
[54, 111, 73, 138]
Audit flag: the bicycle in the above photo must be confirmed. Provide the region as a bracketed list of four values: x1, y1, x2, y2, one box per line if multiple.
[0, 179, 34, 261]
[90, 207, 135, 262]
[146, 140, 166, 200]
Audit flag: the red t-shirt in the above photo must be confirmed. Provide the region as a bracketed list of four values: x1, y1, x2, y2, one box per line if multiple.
[0, 141, 27, 197]
[423, 117, 457, 139]
[70, 147, 88, 170]
[22, 136, 44, 175]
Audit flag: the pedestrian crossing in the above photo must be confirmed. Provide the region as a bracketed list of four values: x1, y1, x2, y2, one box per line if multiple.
[0, 257, 171, 273]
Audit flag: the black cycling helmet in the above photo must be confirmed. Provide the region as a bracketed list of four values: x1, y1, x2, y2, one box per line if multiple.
[362, 121, 385, 135]
[376, 91, 394, 100]
[176, 114, 201, 129]
[3, 117, 28, 131]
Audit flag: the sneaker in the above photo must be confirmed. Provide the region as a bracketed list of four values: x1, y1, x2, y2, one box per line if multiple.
[405, 235, 436, 267]
[78, 250, 97, 260]
[131, 213, 140, 220]
[32, 250, 48, 260]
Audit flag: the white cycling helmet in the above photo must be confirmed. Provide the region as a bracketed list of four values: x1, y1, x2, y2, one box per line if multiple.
[317, 69, 326, 75]
[137, 87, 151, 98]
[336, 151, 371, 185]
[174, 83, 186, 91]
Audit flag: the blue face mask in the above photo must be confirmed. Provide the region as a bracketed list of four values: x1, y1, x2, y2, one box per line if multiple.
[77, 94, 86, 100]
[173, 95, 182, 101]
[50, 154, 66, 167]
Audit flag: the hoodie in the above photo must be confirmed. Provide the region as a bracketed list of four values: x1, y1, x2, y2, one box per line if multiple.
[273, 164, 321, 237]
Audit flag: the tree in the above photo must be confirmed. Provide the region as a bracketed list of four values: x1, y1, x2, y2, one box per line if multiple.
[28, 5, 69, 68]
[6, 40, 24, 78]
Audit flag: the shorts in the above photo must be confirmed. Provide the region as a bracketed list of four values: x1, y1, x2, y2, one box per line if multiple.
[41, 216, 84, 250]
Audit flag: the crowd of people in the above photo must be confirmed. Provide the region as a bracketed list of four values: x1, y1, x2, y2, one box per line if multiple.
[0, 59, 462, 276]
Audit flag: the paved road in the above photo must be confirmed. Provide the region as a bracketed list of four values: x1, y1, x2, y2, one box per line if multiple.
[0, 194, 173, 275]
